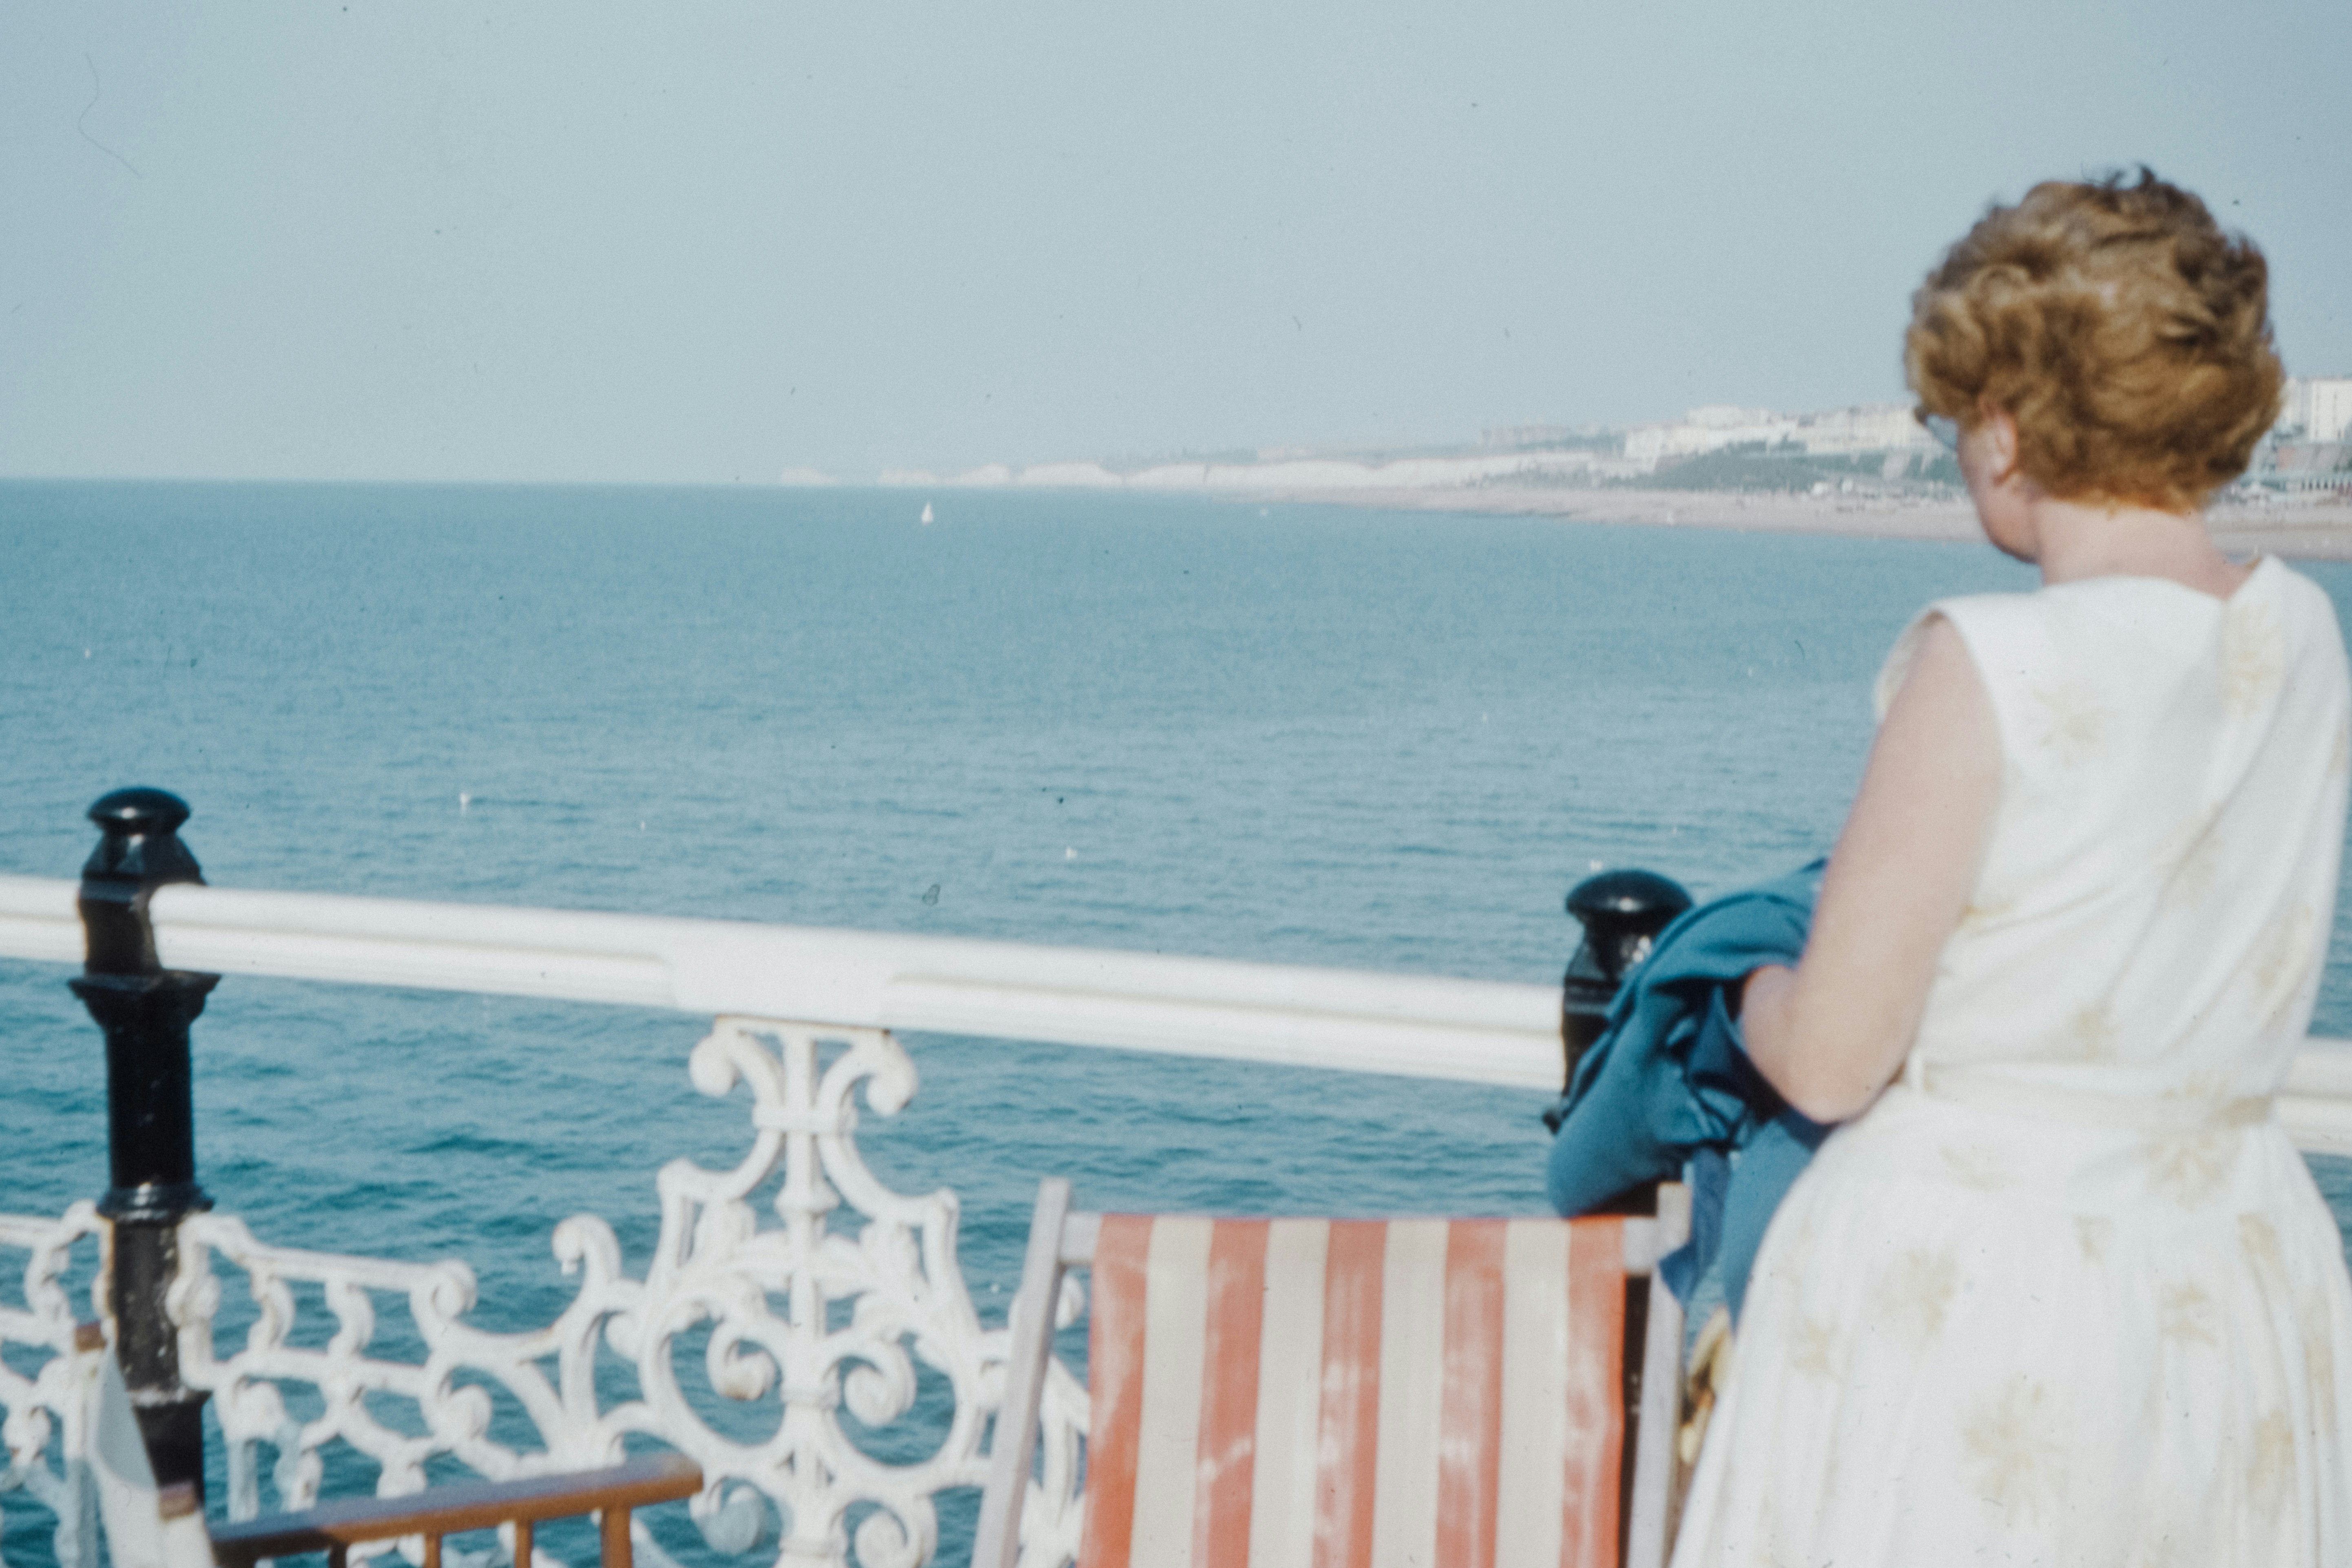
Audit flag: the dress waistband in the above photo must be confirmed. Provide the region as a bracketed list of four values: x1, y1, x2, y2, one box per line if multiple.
[1904, 1060, 2274, 1134]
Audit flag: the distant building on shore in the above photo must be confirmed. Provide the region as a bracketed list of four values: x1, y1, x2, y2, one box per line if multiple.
[2280, 376, 2352, 444]
[2240, 377, 2352, 494]
[1790, 404, 1933, 456]
[1616, 401, 1933, 471]
[1478, 422, 1613, 452]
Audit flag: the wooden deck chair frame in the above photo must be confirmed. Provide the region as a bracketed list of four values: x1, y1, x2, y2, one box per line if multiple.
[205, 1454, 704, 1568]
[973, 1180, 1691, 1568]
[82, 1331, 701, 1568]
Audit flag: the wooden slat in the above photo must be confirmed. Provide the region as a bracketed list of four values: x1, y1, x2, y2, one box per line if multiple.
[599, 1497, 632, 1568]
[1059, 1210, 1103, 1266]
[1622, 1187, 1690, 1568]
[1617, 1216, 1662, 1277]
[207, 1455, 701, 1566]
[971, 1177, 1076, 1568]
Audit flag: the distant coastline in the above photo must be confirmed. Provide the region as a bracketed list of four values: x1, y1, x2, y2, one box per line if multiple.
[1255, 484, 2352, 561]
[828, 378, 2350, 555]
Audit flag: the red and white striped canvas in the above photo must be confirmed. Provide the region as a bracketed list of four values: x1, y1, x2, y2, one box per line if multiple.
[1078, 1215, 1628, 1568]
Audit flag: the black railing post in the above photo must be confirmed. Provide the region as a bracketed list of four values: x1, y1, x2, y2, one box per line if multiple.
[1560, 868, 1692, 1092]
[70, 787, 218, 1500]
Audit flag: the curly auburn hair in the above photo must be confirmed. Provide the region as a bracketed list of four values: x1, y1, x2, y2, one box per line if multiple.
[1905, 170, 2283, 513]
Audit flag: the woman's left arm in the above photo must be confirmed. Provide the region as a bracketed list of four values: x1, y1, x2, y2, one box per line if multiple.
[1741, 615, 2001, 1122]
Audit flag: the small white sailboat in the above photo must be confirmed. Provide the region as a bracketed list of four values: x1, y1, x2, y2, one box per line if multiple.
[920, 502, 935, 525]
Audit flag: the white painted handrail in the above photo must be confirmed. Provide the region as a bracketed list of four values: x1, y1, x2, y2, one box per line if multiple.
[4, 871, 2350, 1152]
[0, 874, 1562, 1088]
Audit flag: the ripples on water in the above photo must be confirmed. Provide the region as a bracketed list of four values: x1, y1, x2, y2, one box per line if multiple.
[2, 482, 2347, 1556]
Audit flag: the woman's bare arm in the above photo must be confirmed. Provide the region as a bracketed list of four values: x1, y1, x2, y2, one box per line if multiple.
[1741, 616, 2000, 1122]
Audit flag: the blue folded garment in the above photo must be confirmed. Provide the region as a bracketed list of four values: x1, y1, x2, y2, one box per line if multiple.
[1545, 860, 1830, 1322]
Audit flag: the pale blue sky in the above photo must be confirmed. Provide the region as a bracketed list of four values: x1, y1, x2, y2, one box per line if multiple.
[2, 2, 2345, 484]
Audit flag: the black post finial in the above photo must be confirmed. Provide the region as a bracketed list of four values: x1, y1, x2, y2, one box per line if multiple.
[80, 787, 205, 976]
[1559, 868, 1693, 1090]
[70, 787, 218, 1499]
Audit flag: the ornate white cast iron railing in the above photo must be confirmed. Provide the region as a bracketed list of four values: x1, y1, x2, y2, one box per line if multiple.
[3, 870, 2351, 1568]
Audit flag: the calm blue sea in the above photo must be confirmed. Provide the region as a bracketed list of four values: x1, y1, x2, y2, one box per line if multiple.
[2, 480, 2348, 1558]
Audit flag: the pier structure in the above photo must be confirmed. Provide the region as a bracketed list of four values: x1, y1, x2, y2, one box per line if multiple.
[2, 795, 2349, 1567]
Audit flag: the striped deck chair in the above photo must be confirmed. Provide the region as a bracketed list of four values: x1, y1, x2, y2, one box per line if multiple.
[974, 1179, 1691, 1568]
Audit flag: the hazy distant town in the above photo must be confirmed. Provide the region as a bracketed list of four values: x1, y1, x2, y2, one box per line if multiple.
[800, 375, 2352, 504]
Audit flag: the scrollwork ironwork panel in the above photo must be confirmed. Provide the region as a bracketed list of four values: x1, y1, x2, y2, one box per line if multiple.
[0, 1021, 1089, 1568]
[0, 1205, 107, 1568]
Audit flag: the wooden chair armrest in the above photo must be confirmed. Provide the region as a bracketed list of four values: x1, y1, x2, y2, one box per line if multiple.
[208, 1454, 702, 1567]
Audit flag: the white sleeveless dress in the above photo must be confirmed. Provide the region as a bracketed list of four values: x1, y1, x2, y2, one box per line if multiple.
[1671, 557, 2352, 1566]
